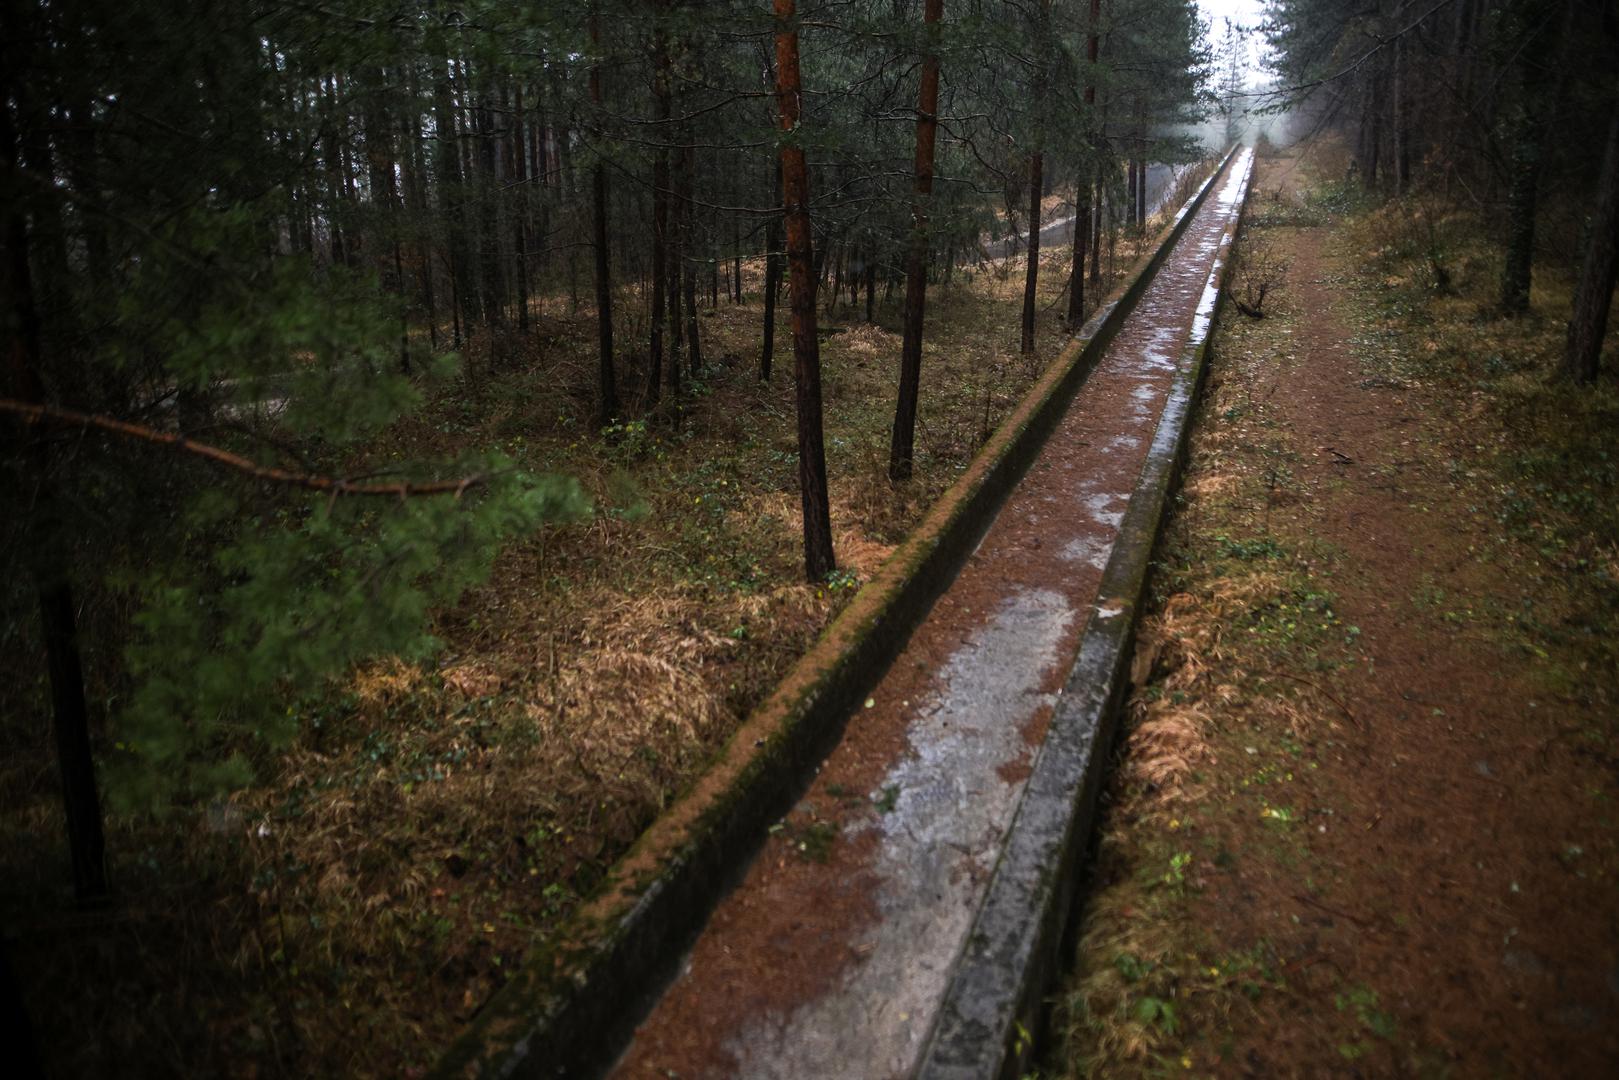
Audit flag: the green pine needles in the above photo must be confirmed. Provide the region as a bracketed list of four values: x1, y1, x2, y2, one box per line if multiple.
[108, 463, 584, 811]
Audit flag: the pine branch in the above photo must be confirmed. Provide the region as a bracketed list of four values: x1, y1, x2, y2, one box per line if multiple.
[1, 399, 488, 499]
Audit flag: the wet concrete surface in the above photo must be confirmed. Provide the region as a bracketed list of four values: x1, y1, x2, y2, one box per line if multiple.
[611, 151, 1254, 1080]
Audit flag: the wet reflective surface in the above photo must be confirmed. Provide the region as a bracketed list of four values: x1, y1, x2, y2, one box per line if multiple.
[613, 150, 1255, 1080]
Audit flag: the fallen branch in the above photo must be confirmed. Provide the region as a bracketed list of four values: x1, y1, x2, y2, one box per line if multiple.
[1, 398, 487, 499]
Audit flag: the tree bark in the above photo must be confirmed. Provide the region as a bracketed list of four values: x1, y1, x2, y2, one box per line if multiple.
[512, 83, 532, 334]
[666, 145, 684, 405]
[1069, 0, 1100, 331]
[588, 13, 618, 424]
[889, 0, 944, 481]
[647, 19, 672, 410]
[1020, 150, 1043, 354]
[476, 95, 505, 336]
[1, 101, 107, 903]
[1127, 159, 1138, 226]
[682, 142, 702, 376]
[1068, 177, 1090, 330]
[774, 0, 836, 580]
[433, 63, 479, 333]
[1563, 98, 1619, 382]
[761, 158, 783, 380]
[1499, 0, 1571, 314]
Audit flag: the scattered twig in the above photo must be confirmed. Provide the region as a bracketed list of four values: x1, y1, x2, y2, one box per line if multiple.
[1292, 892, 1382, 932]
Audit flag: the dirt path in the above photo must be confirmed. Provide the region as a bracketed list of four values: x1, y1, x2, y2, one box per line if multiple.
[1062, 153, 1619, 1076]
[606, 153, 1253, 1080]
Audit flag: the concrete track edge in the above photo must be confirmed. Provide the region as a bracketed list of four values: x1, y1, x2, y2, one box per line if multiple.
[430, 148, 1242, 1080]
[916, 148, 1255, 1080]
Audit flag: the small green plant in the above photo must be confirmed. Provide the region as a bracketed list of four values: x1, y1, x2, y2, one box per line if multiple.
[1160, 850, 1193, 887]
[1114, 952, 1152, 983]
[874, 785, 900, 813]
[1216, 533, 1284, 561]
[786, 819, 839, 862]
[1133, 995, 1178, 1034]
[1336, 984, 1396, 1040]
[825, 567, 862, 592]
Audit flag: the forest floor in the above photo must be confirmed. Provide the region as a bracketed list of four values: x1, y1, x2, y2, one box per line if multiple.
[1053, 146, 1619, 1076]
[1, 171, 1206, 1077]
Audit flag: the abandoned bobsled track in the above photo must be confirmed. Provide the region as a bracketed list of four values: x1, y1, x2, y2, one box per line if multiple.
[432, 147, 1254, 1080]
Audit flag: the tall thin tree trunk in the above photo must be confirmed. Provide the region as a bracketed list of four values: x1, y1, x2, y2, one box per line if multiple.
[666, 143, 684, 405]
[1139, 157, 1152, 225]
[1068, 176, 1090, 330]
[761, 158, 783, 380]
[513, 83, 532, 334]
[1089, 183, 1103, 286]
[683, 144, 702, 376]
[1563, 98, 1619, 382]
[1069, 0, 1100, 331]
[434, 63, 479, 333]
[1020, 150, 1043, 355]
[589, 13, 618, 423]
[476, 95, 505, 338]
[1393, 34, 1411, 193]
[2, 103, 107, 903]
[889, 0, 944, 481]
[774, 0, 835, 579]
[647, 23, 671, 410]
[1127, 159, 1138, 226]
[1499, 0, 1572, 314]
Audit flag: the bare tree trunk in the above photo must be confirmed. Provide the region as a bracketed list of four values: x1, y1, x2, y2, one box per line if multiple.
[762, 158, 783, 380]
[1068, 176, 1090, 330]
[1070, 0, 1100, 330]
[1564, 99, 1619, 382]
[513, 83, 532, 334]
[683, 155, 703, 376]
[647, 20, 671, 409]
[774, 0, 835, 580]
[1020, 150, 1043, 355]
[1393, 34, 1411, 194]
[1089, 185, 1103, 286]
[889, 0, 944, 481]
[434, 63, 479, 333]
[1, 101, 107, 903]
[1127, 159, 1138, 226]
[1499, 0, 1572, 314]
[476, 95, 505, 337]
[589, 13, 619, 424]
[666, 144, 684, 405]
[865, 257, 875, 322]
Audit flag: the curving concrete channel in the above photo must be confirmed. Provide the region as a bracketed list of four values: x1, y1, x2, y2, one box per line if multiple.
[607, 149, 1254, 1080]
[984, 163, 1188, 261]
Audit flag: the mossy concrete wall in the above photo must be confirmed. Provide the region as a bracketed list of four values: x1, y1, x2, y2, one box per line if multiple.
[431, 148, 1243, 1080]
[915, 147, 1256, 1080]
